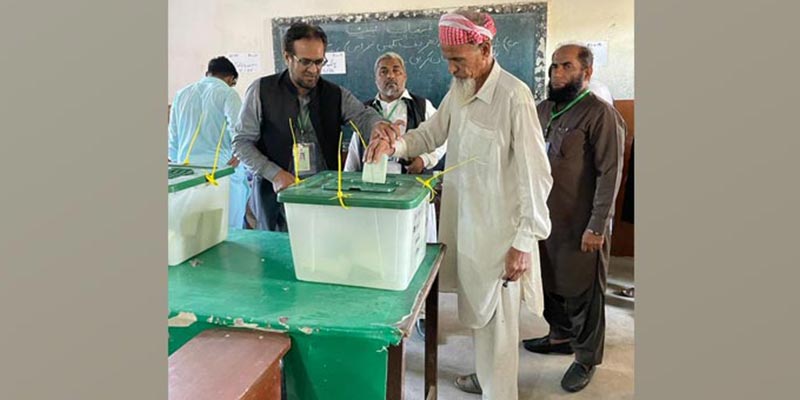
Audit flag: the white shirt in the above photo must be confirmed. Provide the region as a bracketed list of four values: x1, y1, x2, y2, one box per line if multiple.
[395, 61, 553, 325]
[344, 90, 446, 172]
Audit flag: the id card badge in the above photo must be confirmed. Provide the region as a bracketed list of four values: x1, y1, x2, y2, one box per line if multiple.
[295, 142, 317, 176]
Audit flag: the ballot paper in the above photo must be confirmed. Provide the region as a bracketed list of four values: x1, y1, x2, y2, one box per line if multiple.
[362, 154, 389, 184]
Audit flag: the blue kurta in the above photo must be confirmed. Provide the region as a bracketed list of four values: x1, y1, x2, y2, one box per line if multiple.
[169, 76, 249, 228]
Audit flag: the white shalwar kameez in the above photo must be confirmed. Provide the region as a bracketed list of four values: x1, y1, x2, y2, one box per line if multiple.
[394, 61, 552, 400]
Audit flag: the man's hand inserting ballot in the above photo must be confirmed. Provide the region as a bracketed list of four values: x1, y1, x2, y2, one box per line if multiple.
[370, 120, 402, 146]
[365, 137, 396, 164]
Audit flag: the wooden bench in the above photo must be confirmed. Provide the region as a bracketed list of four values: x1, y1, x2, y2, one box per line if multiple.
[169, 328, 291, 400]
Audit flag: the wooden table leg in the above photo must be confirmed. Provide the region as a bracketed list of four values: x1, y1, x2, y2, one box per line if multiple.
[386, 341, 405, 400]
[425, 275, 439, 400]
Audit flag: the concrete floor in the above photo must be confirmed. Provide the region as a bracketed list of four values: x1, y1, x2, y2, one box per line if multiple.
[402, 257, 635, 399]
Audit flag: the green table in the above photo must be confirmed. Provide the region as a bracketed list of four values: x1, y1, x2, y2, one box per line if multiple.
[168, 229, 443, 400]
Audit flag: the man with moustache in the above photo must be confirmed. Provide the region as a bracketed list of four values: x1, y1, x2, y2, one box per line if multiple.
[522, 44, 626, 393]
[365, 10, 552, 399]
[232, 22, 395, 231]
[345, 51, 445, 176]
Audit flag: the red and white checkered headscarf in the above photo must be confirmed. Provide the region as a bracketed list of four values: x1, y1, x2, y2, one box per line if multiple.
[438, 12, 496, 46]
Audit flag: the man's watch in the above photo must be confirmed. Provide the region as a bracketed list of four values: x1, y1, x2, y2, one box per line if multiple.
[587, 229, 603, 236]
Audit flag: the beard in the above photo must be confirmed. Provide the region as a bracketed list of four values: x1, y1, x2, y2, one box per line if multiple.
[380, 80, 402, 99]
[297, 79, 316, 90]
[450, 77, 477, 104]
[547, 75, 585, 103]
[290, 69, 319, 91]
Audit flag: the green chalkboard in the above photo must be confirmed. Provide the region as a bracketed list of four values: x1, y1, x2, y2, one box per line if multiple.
[272, 3, 548, 108]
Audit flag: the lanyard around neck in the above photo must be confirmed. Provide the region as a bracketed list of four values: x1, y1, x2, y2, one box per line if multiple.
[297, 106, 312, 133]
[545, 89, 591, 137]
[382, 98, 402, 121]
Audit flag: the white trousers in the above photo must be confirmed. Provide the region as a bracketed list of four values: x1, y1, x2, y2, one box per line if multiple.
[473, 281, 521, 400]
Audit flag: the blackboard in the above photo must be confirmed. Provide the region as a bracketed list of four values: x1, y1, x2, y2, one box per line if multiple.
[272, 3, 548, 108]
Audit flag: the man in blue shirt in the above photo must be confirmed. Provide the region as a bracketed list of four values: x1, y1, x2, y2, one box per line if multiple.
[169, 56, 250, 228]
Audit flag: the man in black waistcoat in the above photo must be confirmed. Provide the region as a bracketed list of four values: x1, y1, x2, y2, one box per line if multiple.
[344, 51, 446, 175]
[232, 22, 395, 231]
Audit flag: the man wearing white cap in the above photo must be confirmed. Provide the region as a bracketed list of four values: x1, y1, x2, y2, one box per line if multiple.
[366, 9, 552, 399]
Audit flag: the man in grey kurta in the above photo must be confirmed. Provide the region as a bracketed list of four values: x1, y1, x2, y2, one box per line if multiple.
[522, 44, 626, 393]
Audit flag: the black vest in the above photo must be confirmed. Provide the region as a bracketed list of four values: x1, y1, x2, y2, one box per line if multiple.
[363, 93, 427, 131]
[256, 70, 344, 173]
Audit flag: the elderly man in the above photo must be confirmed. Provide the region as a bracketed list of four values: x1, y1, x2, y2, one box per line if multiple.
[522, 44, 626, 393]
[168, 56, 249, 228]
[366, 10, 552, 399]
[232, 22, 395, 231]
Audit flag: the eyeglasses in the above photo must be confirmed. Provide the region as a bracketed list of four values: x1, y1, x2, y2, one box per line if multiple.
[291, 54, 328, 68]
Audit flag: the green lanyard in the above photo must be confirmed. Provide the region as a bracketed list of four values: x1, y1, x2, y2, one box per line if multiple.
[545, 89, 591, 139]
[382, 100, 401, 121]
[297, 107, 312, 134]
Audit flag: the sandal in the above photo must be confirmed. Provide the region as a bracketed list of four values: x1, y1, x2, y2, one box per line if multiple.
[454, 373, 483, 394]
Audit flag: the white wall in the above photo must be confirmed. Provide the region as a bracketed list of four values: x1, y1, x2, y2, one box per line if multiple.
[169, 0, 634, 103]
[546, 0, 634, 100]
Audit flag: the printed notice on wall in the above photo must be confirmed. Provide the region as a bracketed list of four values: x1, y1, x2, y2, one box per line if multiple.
[227, 52, 261, 74]
[322, 52, 346, 75]
[585, 41, 608, 67]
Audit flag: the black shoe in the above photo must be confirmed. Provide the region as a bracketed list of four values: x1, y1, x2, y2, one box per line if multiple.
[415, 318, 425, 338]
[522, 335, 574, 355]
[561, 362, 595, 393]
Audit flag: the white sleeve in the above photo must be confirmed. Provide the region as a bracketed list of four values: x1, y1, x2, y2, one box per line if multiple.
[417, 99, 447, 169]
[510, 89, 553, 251]
[344, 132, 362, 172]
[401, 93, 452, 159]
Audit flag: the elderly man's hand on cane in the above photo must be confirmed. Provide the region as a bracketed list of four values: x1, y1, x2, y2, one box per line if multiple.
[503, 247, 531, 287]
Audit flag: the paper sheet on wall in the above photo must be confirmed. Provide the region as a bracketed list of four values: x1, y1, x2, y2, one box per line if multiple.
[585, 41, 608, 67]
[226, 52, 261, 74]
[322, 52, 346, 75]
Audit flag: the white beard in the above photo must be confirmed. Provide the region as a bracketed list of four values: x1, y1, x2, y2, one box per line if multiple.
[449, 77, 477, 104]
